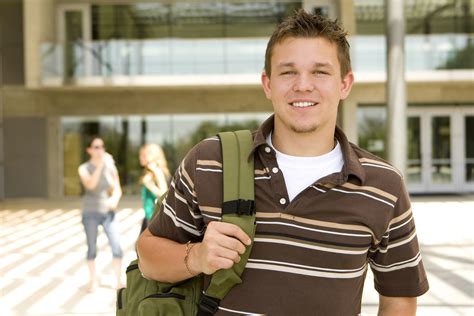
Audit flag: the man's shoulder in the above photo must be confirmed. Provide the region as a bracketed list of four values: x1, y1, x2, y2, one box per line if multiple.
[183, 136, 223, 168]
[348, 142, 404, 190]
[349, 143, 397, 168]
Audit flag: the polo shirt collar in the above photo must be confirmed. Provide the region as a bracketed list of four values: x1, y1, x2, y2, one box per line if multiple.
[250, 114, 366, 184]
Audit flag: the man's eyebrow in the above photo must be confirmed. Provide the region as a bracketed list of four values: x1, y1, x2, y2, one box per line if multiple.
[313, 62, 333, 68]
[276, 62, 334, 68]
[276, 62, 295, 68]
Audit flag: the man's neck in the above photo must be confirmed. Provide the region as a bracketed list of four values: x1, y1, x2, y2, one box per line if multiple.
[272, 125, 336, 157]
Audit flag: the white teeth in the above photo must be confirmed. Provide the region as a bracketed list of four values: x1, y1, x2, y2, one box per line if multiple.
[291, 101, 315, 107]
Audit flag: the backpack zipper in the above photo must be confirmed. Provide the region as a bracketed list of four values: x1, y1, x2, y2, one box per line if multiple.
[143, 293, 186, 300]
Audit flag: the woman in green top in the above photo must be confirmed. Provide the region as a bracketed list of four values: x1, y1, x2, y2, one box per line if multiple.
[138, 144, 170, 233]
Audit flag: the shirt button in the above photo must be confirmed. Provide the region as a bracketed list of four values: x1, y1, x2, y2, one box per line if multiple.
[265, 147, 271, 153]
[272, 167, 279, 174]
[279, 198, 286, 205]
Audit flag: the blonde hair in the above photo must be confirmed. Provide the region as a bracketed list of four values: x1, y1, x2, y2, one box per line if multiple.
[140, 143, 171, 180]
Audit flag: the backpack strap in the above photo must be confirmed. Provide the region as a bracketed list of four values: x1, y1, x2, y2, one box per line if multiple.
[197, 130, 256, 316]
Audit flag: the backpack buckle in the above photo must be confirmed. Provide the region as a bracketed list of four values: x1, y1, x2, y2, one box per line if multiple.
[222, 199, 255, 216]
[198, 294, 220, 315]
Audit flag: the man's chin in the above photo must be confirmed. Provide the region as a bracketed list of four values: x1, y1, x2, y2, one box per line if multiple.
[289, 124, 318, 134]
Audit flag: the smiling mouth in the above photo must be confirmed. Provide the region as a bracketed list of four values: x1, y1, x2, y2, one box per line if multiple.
[289, 101, 317, 108]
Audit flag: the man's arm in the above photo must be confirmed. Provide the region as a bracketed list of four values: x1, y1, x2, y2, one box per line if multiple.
[378, 295, 417, 316]
[136, 221, 251, 283]
[136, 229, 194, 282]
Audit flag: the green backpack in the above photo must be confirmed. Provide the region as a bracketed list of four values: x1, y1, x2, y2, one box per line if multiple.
[117, 130, 256, 316]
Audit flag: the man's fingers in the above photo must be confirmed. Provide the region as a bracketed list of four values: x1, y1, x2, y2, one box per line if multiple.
[214, 247, 241, 264]
[217, 235, 247, 255]
[210, 221, 251, 246]
[199, 221, 251, 274]
[211, 257, 236, 271]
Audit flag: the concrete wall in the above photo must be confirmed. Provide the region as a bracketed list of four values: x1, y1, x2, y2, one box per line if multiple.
[4, 117, 48, 197]
[1, 0, 24, 199]
[4, 79, 473, 117]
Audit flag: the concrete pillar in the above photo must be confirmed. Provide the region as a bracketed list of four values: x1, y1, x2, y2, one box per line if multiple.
[336, 0, 356, 36]
[23, 0, 55, 88]
[335, 0, 357, 143]
[386, 0, 407, 174]
[341, 98, 358, 144]
[47, 116, 63, 198]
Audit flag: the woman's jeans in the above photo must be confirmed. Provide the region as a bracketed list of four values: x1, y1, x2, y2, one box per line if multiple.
[82, 211, 123, 260]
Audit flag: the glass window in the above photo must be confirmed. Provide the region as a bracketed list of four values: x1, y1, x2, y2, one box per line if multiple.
[225, 2, 301, 37]
[92, 4, 171, 40]
[355, 0, 474, 35]
[62, 113, 270, 196]
[91, 1, 302, 40]
[357, 105, 387, 159]
[431, 116, 452, 183]
[77, 1, 301, 77]
[353, 0, 474, 72]
[357, 106, 428, 185]
[407, 117, 422, 183]
[64, 10, 84, 80]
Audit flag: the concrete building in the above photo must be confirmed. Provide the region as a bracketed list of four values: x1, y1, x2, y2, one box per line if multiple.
[1, 0, 473, 199]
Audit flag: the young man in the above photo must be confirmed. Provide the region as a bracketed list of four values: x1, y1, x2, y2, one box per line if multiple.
[137, 10, 429, 315]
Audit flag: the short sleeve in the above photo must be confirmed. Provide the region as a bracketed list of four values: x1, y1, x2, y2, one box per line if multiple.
[147, 145, 205, 244]
[368, 181, 429, 297]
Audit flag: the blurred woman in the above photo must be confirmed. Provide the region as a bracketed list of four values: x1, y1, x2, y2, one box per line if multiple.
[78, 136, 123, 292]
[138, 144, 170, 233]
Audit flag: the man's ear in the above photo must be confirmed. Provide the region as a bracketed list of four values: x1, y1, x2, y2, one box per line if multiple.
[261, 71, 272, 100]
[340, 71, 354, 100]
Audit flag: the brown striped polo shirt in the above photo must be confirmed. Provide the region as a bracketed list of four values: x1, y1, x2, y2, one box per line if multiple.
[148, 115, 429, 316]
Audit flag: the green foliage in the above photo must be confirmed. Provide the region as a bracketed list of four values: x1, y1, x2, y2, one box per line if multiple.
[358, 117, 387, 159]
[166, 120, 261, 176]
[437, 40, 474, 69]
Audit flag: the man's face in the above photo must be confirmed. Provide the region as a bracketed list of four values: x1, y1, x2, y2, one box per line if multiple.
[261, 37, 353, 137]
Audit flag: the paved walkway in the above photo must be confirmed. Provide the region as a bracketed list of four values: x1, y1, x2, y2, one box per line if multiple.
[1, 195, 473, 316]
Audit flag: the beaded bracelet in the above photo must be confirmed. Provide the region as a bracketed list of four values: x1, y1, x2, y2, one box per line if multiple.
[184, 241, 197, 276]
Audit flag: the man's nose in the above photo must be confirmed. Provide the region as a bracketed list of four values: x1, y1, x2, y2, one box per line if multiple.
[293, 74, 315, 92]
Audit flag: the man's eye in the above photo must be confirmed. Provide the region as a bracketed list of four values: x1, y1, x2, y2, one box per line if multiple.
[281, 71, 295, 75]
[314, 71, 329, 75]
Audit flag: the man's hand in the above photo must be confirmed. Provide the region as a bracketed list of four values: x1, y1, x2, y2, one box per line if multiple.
[188, 221, 252, 275]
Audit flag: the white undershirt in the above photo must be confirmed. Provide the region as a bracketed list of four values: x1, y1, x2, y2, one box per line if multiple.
[267, 132, 344, 202]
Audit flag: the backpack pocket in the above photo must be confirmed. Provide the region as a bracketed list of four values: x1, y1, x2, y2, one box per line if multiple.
[119, 260, 204, 316]
[138, 292, 189, 315]
[138, 276, 203, 316]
